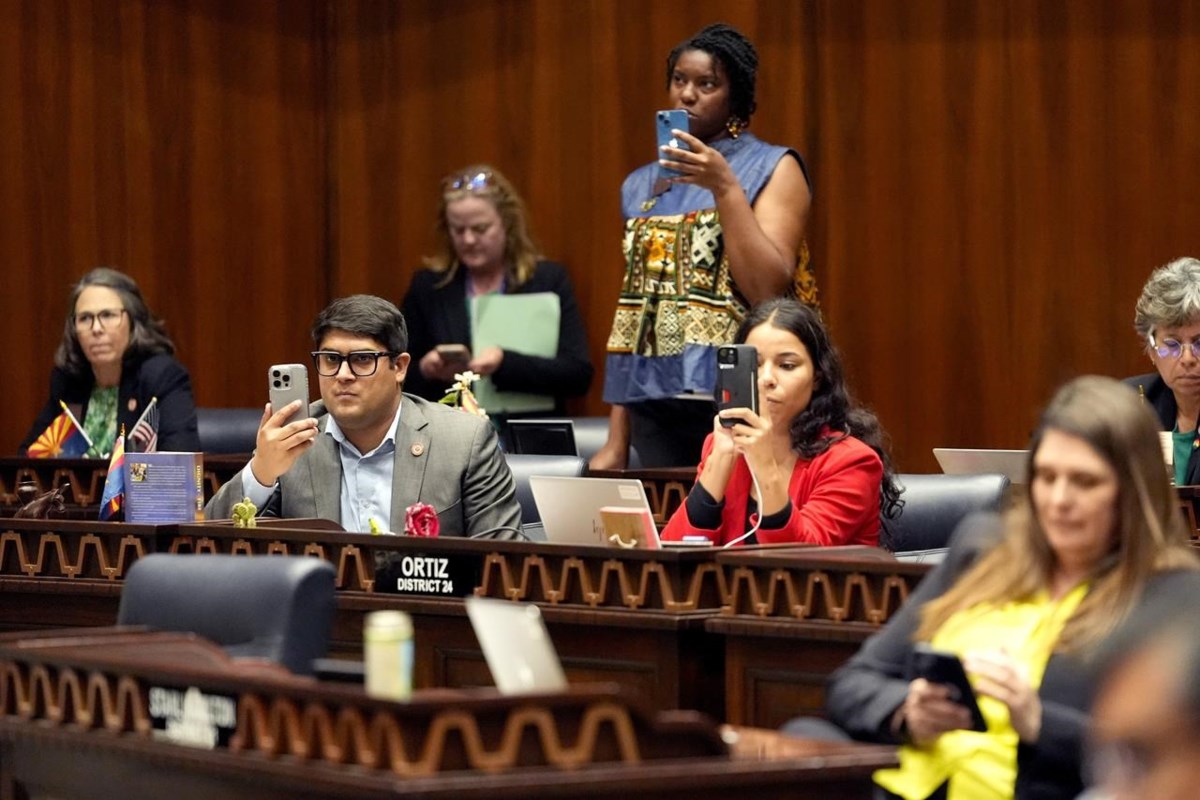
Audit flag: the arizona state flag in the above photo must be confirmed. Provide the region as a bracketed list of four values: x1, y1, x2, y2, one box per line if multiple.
[99, 428, 126, 521]
[26, 402, 91, 458]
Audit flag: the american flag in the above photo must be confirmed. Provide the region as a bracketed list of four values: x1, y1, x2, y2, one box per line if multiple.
[129, 397, 159, 453]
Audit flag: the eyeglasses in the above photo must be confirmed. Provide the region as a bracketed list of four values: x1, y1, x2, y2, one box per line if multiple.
[442, 169, 494, 194]
[1148, 333, 1200, 360]
[311, 350, 398, 377]
[73, 308, 126, 330]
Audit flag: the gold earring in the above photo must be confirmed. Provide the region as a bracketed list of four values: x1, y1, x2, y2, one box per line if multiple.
[726, 117, 745, 139]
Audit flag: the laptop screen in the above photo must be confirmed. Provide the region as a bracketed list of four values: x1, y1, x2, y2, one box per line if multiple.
[507, 419, 578, 456]
[932, 448, 1029, 484]
[465, 597, 568, 695]
[528, 475, 660, 549]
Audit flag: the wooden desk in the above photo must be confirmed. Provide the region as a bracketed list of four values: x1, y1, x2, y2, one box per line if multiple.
[0, 454, 247, 516]
[0, 628, 896, 799]
[0, 518, 930, 727]
[708, 546, 930, 728]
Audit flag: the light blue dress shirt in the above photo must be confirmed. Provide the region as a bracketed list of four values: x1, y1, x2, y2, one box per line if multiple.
[241, 403, 404, 532]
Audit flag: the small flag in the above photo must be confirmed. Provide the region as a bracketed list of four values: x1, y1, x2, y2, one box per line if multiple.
[26, 402, 92, 458]
[129, 396, 159, 453]
[99, 427, 126, 521]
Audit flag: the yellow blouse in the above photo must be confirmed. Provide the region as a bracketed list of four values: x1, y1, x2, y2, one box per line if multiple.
[874, 583, 1088, 800]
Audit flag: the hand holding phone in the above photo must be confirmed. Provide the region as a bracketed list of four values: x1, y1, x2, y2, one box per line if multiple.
[716, 345, 759, 428]
[436, 343, 471, 365]
[656, 109, 690, 178]
[268, 364, 312, 427]
[907, 644, 987, 733]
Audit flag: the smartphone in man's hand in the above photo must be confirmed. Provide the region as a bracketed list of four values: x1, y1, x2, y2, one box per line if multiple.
[268, 364, 312, 426]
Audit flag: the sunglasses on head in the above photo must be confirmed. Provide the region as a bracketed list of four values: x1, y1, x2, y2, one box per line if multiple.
[442, 170, 494, 194]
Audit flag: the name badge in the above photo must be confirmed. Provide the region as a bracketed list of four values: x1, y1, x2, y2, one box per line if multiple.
[148, 685, 238, 749]
[374, 551, 481, 597]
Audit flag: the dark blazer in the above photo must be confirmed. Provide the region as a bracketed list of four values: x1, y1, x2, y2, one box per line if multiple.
[400, 260, 593, 412]
[19, 354, 201, 454]
[1123, 372, 1200, 484]
[825, 512, 1199, 800]
[205, 394, 522, 538]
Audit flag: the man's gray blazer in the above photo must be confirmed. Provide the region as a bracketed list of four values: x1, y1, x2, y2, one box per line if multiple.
[206, 393, 521, 537]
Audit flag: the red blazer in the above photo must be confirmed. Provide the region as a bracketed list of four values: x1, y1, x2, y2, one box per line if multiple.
[660, 433, 883, 547]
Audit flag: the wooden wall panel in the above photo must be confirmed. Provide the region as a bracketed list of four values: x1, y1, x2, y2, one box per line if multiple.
[4, 0, 1200, 476]
[812, 0, 1200, 468]
[0, 0, 326, 452]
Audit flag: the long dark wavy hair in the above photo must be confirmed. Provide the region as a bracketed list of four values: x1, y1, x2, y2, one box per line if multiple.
[734, 298, 904, 525]
[55, 267, 176, 380]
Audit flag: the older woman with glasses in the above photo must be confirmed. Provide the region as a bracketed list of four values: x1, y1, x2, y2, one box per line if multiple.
[19, 267, 200, 456]
[400, 164, 593, 429]
[1129, 257, 1200, 486]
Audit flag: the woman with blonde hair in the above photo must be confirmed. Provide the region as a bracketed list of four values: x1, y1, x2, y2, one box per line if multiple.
[824, 376, 1199, 800]
[400, 164, 592, 423]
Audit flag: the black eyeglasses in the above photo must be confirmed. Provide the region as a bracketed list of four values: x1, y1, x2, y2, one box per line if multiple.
[311, 350, 398, 377]
[73, 308, 126, 330]
[442, 169, 494, 193]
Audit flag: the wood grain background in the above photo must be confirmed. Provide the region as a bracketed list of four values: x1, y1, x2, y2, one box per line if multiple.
[3, 0, 1198, 471]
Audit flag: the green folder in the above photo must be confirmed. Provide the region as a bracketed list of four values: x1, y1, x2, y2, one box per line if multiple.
[469, 292, 561, 414]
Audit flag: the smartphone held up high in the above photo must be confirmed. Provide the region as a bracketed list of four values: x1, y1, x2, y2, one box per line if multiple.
[656, 109, 690, 179]
[716, 344, 758, 428]
[268, 364, 312, 426]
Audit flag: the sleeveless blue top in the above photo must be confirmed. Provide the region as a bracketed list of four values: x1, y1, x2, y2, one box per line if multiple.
[602, 132, 811, 404]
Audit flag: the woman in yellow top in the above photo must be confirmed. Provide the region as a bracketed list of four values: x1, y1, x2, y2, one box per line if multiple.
[824, 375, 1199, 800]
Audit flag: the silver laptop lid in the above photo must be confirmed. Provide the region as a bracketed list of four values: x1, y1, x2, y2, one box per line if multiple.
[932, 448, 1029, 484]
[465, 597, 568, 695]
[528, 475, 660, 548]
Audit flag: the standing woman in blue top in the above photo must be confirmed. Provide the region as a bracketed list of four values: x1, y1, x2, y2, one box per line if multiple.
[19, 268, 200, 456]
[590, 23, 817, 470]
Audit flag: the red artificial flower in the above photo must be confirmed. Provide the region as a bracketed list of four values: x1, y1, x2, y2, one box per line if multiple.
[404, 502, 440, 538]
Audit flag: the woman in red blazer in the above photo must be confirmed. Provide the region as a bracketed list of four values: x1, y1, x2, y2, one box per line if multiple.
[660, 298, 901, 547]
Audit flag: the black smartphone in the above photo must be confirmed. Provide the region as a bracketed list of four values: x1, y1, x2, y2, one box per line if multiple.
[907, 644, 987, 732]
[656, 109, 690, 178]
[268, 364, 312, 427]
[715, 344, 758, 428]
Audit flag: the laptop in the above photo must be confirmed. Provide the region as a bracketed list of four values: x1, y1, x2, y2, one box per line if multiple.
[507, 419, 578, 456]
[464, 596, 568, 695]
[933, 448, 1029, 484]
[528, 475, 661, 549]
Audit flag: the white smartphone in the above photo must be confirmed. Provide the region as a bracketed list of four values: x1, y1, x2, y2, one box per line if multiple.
[268, 364, 311, 426]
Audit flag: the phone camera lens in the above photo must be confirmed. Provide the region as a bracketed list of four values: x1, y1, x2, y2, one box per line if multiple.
[272, 380, 281, 388]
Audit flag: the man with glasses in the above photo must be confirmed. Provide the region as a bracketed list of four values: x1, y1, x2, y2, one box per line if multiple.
[207, 295, 522, 537]
[1129, 257, 1200, 486]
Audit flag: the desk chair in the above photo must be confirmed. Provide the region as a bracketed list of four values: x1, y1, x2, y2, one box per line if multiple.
[117, 554, 336, 675]
[888, 473, 1010, 554]
[196, 407, 263, 454]
[503, 453, 587, 536]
